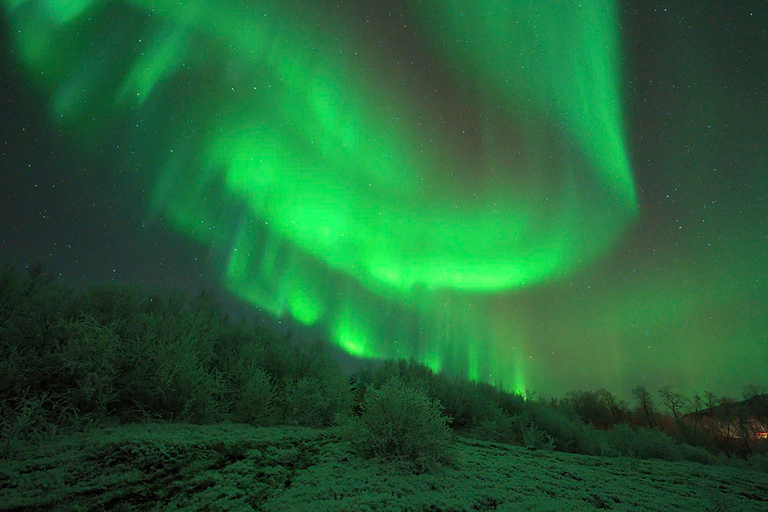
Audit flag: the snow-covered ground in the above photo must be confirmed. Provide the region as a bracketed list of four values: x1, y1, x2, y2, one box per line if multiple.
[1, 423, 766, 511]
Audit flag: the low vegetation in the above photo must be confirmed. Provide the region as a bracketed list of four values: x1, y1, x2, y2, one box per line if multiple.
[1, 263, 766, 476]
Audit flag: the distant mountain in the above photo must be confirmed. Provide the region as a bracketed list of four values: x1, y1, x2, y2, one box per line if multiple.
[687, 394, 768, 419]
[685, 394, 768, 440]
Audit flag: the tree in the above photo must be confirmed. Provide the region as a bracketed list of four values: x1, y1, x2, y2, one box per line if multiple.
[632, 385, 657, 428]
[703, 391, 717, 411]
[597, 388, 630, 426]
[564, 389, 628, 428]
[689, 392, 704, 427]
[690, 392, 703, 412]
[741, 384, 766, 401]
[658, 385, 687, 420]
[338, 377, 454, 469]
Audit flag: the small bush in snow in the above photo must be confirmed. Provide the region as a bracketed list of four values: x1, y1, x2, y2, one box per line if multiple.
[230, 366, 275, 425]
[526, 401, 610, 455]
[277, 372, 350, 427]
[605, 423, 682, 461]
[338, 377, 454, 469]
[522, 422, 556, 450]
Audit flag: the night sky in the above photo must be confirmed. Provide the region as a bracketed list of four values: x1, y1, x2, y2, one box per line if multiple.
[1, 1, 766, 401]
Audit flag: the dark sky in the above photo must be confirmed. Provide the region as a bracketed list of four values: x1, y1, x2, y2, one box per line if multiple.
[1, 1, 766, 400]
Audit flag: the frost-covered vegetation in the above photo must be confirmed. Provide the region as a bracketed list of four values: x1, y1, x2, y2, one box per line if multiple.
[3, 422, 768, 511]
[1, 263, 767, 510]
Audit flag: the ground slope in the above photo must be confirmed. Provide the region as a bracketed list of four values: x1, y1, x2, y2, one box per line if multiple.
[1, 423, 766, 511]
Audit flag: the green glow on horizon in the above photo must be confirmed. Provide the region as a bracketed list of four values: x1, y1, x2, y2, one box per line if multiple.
[334, 308, 377, 360]
[3, 0, 636, 391]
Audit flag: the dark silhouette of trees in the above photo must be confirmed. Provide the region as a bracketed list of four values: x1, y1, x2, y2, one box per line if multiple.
[563, 389, 629, 429]
[742, 384, 766, 401]
[632, 385, 657, 428]
[658, 385, 687, 420]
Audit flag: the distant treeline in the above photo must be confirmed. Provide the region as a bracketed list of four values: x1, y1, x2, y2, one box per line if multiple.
[1, 263, 766, 472]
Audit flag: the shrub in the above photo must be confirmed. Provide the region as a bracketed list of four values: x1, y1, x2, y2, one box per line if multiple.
[679, 443, 717, 465]
[476, 382, 526, 417]
[434, 376, 500, 431]
[0, 389, 76, 458]
[522, 422, 556, 450]
[469, 418, 502, 442]
[605, 423, 682, 461]
[527, 401, 610, 455]
[213, 322, 267, 381]
[563, 389, 615, 428]
[155, 340, 231, 424]
[499, 412, 528, 446]
[111, 313, 230, 424]
[466, 404, 515, 443]
[59, 314, 121, 418]
[370, 359, 440, 393]
[743, 451, 768, 473]
[338, 377, 454, 469]
[500, 410, 586, 452]
[276, 372, 350, 427]
[229, 366, 275, 425]
[260, 335, 338, 384]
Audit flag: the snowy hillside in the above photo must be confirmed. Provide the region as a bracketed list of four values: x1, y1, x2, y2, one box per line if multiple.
[2, 423, 766, 511]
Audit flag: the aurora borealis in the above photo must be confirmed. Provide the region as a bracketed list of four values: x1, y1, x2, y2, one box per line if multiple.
[1, 1, 766, 399]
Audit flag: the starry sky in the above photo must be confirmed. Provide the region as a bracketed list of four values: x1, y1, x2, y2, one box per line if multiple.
[1, 1, 766, 401]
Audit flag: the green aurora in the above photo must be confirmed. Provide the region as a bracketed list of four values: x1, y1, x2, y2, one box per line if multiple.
[3, 1, 765, 398]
